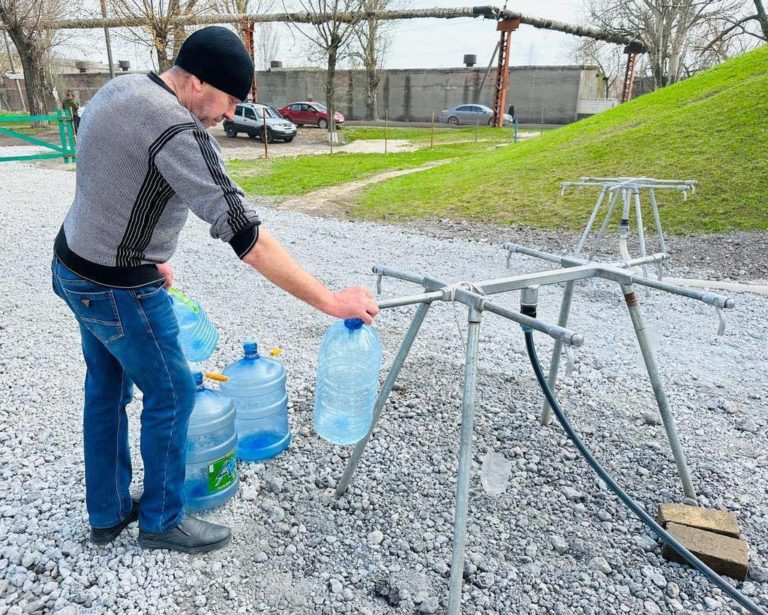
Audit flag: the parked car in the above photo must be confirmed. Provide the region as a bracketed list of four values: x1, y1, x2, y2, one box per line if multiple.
[438, 104, 514, 126]
[277, 101, 344, 129]
[223, 103, 297, 142]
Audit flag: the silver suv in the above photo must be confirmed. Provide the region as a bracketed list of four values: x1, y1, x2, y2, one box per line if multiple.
[223, 103, 297, 143]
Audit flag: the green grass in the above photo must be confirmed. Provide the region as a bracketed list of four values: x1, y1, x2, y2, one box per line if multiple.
[342, 125, 521, 144]
[356, 46, 768, 234]
[228, 142, 492, 196]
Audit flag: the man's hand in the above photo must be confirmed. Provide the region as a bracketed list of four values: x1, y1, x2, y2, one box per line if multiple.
[326, 286, 379, 325]
[157, 262, 174, 288]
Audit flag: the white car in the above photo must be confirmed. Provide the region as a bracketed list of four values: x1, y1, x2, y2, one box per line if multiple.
[223, 103, 297, 142]
[438, 104, 514, 126]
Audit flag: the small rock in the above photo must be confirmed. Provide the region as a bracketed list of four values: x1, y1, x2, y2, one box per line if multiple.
[367, 530, 384, 546]
[254, 552, 268, 563]
[418, 597, 440, 614]
[748, 566, 768, 583]
[194, 595, 206, 607]
[563, 487, 585, 502]
[737, 418, 759, 433]
[642, 411, 662, 426]
[588, 557, 612, 574]
[551, 535, 568, 555]
[329, 579, 343, 594]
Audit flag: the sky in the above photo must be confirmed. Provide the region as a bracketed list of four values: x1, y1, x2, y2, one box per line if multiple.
[54, 1, 590, 72]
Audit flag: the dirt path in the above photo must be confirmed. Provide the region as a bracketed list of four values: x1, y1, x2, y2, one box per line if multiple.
[274, 159, 453, 217]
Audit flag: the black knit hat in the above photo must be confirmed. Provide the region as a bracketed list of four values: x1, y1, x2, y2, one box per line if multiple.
[175, 26, 254, 101]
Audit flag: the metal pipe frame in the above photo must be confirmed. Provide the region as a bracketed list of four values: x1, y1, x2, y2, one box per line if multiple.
[334, 255, 734, 612]
[502, 244, 733, 497]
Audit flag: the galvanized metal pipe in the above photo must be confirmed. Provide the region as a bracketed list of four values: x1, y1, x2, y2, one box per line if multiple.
[377, 291, 444, 309]
[335, 301, 432, 496]
[621, 284, 696, 498]
[648, 189, 666, 278]
[482, 299, 584, 347]
[539, 279, 577, 425]
[574, 187, 607, 256]
[632, 188, 650, 279]
[503, 242, 666, 269]
[447, 306, 482, 615]
[588, 189, 621, 260]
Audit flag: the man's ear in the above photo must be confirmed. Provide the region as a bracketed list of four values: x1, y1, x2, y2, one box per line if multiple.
[190, 75, 205, 93]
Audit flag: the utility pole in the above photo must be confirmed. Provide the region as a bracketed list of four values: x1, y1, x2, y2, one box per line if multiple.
[99, 0, 115, 78]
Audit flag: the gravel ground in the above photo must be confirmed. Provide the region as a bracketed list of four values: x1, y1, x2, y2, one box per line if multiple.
[1, 158, 767, 615]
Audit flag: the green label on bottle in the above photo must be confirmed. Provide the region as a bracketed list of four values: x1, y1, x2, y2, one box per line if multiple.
[208, 450, 237, 493]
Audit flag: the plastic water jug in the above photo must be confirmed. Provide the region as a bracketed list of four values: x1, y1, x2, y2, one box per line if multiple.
[169, 288, 218, 363]
[220, 342, 291, 461]
[184, 372, 239, 511]
[313, 318, 382, 445]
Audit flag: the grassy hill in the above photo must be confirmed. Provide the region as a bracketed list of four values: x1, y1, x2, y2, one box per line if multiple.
[356, 45, 768, 234]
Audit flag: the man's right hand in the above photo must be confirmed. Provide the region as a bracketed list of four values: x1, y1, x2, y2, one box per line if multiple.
[325, 286, 379, 325]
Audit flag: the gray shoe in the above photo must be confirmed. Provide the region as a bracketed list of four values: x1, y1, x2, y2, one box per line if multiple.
[138, 516, 231, 554]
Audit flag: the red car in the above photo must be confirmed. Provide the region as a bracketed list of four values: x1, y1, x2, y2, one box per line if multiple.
[277, 101, 344, 129]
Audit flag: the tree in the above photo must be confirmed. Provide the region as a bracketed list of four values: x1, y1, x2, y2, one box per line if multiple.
[284, 0, 364, 139]
[0, 0, 64, 114]
[753, 0, 768, 38]
[585, 0, 744, 88]
[350, 0, 393, 120]
[108, 0, 212, 71]
[215, 0, 279, 69]
[573, 38, 625, 98]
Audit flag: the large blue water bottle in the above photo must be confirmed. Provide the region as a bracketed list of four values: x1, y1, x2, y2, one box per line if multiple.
[184, 372, 239, 511]
[220, 342, 291, 461]
[313, 318, 382, 445]
[169, 288, 218, 363]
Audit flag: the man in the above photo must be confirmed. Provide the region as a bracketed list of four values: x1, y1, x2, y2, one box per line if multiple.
[61, 90, 80, 133]
[51, 26, 378, 554]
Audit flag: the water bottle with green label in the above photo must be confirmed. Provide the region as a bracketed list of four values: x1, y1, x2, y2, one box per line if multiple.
[184, 372, 239, 511]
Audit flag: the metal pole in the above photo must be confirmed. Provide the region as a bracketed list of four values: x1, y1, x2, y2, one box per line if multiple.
[2, 30, 26, 111]
[632, 188, 650, 279]
[574, 187, 608, 256]
[384, 108, 388, 154]
[262, 108, 268, 159]
[540, 280, 576, 425]
[648, 188, 666, 279]
[447, 306, 482, 615]
[99, 0, 115, 79]
[335, 301, 432, 496]
[621, 284, 696, 499]
[588, 189, 621, 260]
[431, 110, 435, 148]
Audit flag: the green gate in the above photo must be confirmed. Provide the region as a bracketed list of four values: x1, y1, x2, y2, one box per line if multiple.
[0, 109, 76, 163]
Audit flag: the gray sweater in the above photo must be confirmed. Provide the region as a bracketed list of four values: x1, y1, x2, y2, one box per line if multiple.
[56, 73, 260, 287]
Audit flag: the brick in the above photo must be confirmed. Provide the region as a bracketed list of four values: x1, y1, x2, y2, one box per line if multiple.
[657, 503, 740, 538]
[662, 522, 749, 580]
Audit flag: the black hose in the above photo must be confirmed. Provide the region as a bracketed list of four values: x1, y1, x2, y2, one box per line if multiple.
[523, 331, 765, 615]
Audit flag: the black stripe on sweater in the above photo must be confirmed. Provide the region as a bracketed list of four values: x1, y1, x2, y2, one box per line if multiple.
[116, 122, 196, 267]
[192, 129, 250, 232]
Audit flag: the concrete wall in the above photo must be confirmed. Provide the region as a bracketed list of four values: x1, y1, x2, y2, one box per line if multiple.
[1, 65, 607, 125]
[255, 65, 606, 125]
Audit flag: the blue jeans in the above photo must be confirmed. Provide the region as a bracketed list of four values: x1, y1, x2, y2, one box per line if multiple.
[51, 258, 195, 533]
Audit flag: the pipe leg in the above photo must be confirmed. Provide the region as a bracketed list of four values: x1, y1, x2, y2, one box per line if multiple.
[633, 189, 650, 280]
[574, 188, 608, 256]
[335, 301, 432, 496]
[588, 190, 621, 261]
[621, 284, 696, 499]
[447, 307, 483, 615]
[648, 189, 666, 280]
[540, 280, 576, 425]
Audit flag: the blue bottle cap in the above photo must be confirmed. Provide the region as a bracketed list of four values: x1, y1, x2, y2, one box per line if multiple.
[344, 318, 364, 330]
[243, 341, 259, 357]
